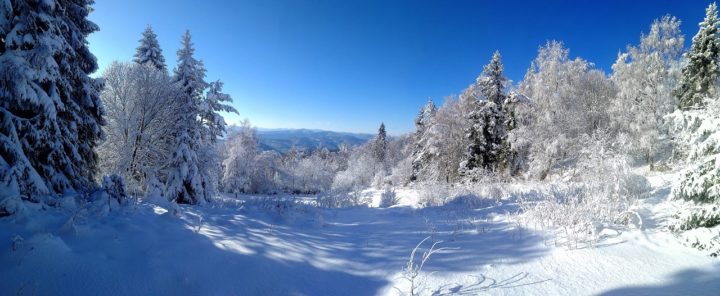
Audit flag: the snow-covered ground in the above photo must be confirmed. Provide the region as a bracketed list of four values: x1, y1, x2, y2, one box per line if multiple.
[1, 174, 718, 296]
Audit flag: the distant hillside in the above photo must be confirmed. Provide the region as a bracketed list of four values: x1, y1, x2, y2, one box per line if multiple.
[252, 128, 374, 153]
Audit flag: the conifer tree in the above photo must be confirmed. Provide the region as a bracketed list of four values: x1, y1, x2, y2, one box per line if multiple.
[479, 51, 508, 106]
[373, 123, 387, 163]
[133, 25, 167, 71]
[0, 0, 104, 203]
[410, 100, 437, 181]
[460, 52, 509, 179]
[166, 30, 209, 204]
[675, 2, 720, 109]
[199, 80, 238, 143]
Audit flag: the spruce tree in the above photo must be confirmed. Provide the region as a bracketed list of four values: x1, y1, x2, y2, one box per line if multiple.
[166, 30, 209, 204]
[199, 80, 238, 143]
[0, 0, 104, 203]
[133, 25, 167, 71]
[373, 123, 387, 163]
[675, 2, 720, 109]
[479, 51, 508, 106]
[461, 99, 487, 176]
[410, 100, 437, 181]
[165, 130, 205, 204]
[461, 52, 509, 179]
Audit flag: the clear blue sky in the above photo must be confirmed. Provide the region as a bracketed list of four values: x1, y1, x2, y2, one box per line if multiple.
[88, 0, 709, 135]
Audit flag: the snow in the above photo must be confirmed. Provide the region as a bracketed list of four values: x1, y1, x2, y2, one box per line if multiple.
[1, 172, 718, 295]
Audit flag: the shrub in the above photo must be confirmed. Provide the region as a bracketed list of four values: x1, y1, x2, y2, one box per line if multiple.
[102, 174, 128, 205]
[379, 186, 399, 208]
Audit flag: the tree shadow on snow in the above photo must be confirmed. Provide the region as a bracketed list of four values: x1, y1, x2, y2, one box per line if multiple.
[431, 272, 551, 295]
[597, 264, 720, 296]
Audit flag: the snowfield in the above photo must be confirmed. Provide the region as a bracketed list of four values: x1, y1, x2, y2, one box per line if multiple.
[1, 173, 718, 296]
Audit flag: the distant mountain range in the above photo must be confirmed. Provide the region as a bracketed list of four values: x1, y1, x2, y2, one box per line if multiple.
[249, 128, 374, 153]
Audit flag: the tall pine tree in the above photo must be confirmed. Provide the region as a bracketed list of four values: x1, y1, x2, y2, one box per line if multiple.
[479, 51, 508, 106]
[373, 123, 387, 163]
[675, 2, 720, 109]
[133, 25, 166, 71]
[166, 30, 209, 204]
[410, 99, 437, 181]
[461, 51, 509, 179]
[199, 80, 237, 144]
[1, 0, 105, 204]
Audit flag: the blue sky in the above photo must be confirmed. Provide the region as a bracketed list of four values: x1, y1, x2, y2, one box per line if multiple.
[88, 0, 709, 135]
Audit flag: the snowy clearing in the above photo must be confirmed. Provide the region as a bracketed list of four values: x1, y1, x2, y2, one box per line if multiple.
[2, 174, 717, 296]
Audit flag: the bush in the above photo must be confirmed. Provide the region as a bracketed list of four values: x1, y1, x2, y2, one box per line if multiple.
[446, 194, 493, 209]
[418, 182, 451, 207]
[102, 174, 128, 205]
[379, 186, 399, 208]
[316, 190, 371, 208]
[244, 196, 313, 218]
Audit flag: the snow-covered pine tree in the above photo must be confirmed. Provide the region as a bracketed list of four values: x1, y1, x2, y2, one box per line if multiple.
[479, 51, 509, 171]
[667, 97, 720, 256]
[410, 100, 437, 181]
[460, 52, 509, 179]
[0, 0, 104, 205]
[199, 80, 238, 143]
[373, 123, 387, 163]
[479, 51, 508, 106]
[133, 25, 166, 71]
[460, 98, 487, 179]
[674, 2, 720, 109]
[165, 130, 206, 205]
[173, 30, 208, 110]
[165, 30, 210, 204]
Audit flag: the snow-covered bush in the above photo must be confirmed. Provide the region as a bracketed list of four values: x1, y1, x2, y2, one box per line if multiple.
[244, 197, 307, 217]
[418, 182, 452, 207]
[102, 174, 129, 205]
[446, 194, 493, 209]
[316, 190, 371, 208]
[379, 186, 399, 208]
[517, 132, 642, 248]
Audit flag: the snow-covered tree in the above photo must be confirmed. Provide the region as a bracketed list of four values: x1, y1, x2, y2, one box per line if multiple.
[411, 100, 437, 181]
[423, 97, 469, 183]
[165, 130, 206, 204]
[221, 120, 259, 194]
[675, 2, 720, 109]
[667, 97, 720, 255]
[373, 122, 387, 164]
[165, 30, 210, 204]
[133, 25, 166, 71]
[479, 51, 508, 106]
[611, 15, 684, 168]
[503, 92, 533, 175]
[514, 41, 615, 179]
[460, 52, 509, 179]
[98, 62, 181, 191]
[199, 80, 237, 143]
[0, 0, 104, 203]
[460, 99, 505, 179]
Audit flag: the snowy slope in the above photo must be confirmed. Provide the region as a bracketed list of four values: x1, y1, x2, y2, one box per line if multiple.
[1, 175, 718, 296]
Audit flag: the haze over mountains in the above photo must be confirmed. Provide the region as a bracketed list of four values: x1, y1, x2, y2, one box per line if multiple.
[228, 127, 374, 152]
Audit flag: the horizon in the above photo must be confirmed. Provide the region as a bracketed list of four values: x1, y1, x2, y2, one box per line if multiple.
[88, 0, 709, 134]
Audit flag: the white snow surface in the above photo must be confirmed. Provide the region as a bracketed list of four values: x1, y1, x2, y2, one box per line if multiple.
[1, 173, 718, 295]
